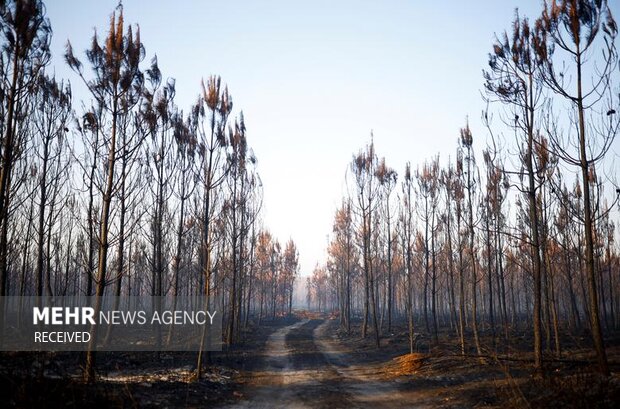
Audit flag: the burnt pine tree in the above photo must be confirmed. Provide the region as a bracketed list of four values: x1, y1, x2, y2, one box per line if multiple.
[484, 11, 546, 373]
[143, 61, 177, 304]
[31, 75, 72, 297]
[439, 162, 459, 339]
[376, 158, 397, 332]
[167, 112, 197, 345]
[328, 199, 355, 332]
[0, 0, 51, 296]
[351, 138, 381, 348]
[416, 157, 440, 343]
[192, 75, 232, 379]
[454, 153, 467, 356]
[400, 162, 416, 353]
[224, 115, 248, 345]
[459, 123, 483, 360]
[535, 0, 618, 376]
[74, 101, 103, 297]
[65, 5, 145, 383]
[141, 61, 178, 348]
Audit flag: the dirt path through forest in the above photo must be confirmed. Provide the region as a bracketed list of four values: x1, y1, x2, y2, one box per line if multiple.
[221, 318, 440, 408]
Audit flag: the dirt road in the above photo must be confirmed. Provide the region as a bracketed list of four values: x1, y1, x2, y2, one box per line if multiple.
[221, 319, 441, 409]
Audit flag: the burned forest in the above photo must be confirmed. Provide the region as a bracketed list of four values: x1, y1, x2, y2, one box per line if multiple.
[1, 1, 620, 408]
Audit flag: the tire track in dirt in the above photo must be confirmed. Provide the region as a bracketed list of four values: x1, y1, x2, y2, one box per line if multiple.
[221, 318, 357, 408]
[223, 318, 437, 408]
[222, 319, 311, 408]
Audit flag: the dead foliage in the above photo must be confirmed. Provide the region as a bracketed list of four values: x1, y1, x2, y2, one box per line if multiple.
[382, 353, 428, 378]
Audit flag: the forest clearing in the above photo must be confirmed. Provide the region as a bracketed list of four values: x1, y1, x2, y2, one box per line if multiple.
[1, 0, 620, 407]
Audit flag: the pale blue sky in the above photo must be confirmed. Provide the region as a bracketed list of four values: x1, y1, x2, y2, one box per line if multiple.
[45, 1, 619, 275]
